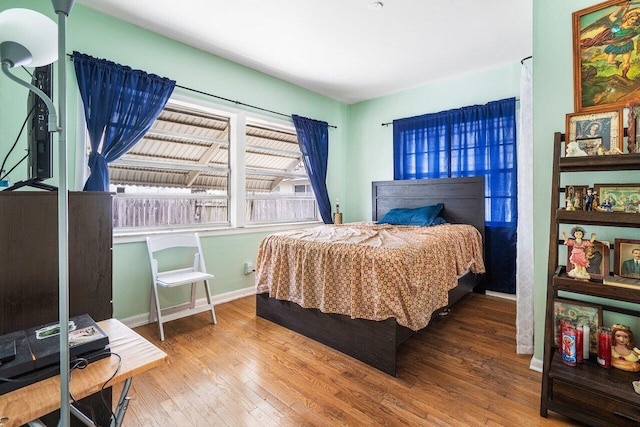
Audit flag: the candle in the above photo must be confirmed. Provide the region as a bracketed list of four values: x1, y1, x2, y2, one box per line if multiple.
[597, 327, 612, 368]
[583, 323, 590, 360]
[558, 316, 569, 355]
[561, 322, 577, 366]
[336, 199, 340, 213]
[576, 324, 583, 364]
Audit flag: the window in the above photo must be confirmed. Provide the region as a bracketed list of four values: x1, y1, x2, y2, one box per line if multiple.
[393, 98, 517, 294]
[109, 101, 230, 229]
[244, 120, 317, 224]
[101, 98, 318, 231]
[294, 184, 311, 194]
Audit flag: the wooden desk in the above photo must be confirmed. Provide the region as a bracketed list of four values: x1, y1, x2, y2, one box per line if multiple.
[0, 319, 167, 427]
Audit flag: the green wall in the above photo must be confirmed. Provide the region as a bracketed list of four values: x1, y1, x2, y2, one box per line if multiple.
[0, 2, 527, 329]
[0, 1, 348, 320]
[346, 64, 522, 222]
[532, 0, 579, 366]
[533, 0, 640, 362]
[7, 1, 631, 363]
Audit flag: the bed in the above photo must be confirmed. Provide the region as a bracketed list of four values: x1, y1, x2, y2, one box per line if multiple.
[255, 176, 486, 376]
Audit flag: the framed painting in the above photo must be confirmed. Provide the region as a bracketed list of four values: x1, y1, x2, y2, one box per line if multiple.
[553, 298, 602, 354]
[626, 102, 640, 153]
[614, 238, 640, 279]
[593, 183, 640, 212]
[565, 110, 623, 156]
[566, 239, 610, 281]
[573, 1, 640, 112]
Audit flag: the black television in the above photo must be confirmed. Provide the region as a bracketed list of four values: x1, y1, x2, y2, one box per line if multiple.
[27, 65, 54, 182]
[5, 64, 56, 191]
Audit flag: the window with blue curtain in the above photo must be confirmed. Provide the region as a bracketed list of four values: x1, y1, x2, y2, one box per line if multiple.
[73, 51, 176, 192]
[393, 98, 517, 294]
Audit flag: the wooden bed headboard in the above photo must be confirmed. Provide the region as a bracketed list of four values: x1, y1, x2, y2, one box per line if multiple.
[371, 176, 485, 241]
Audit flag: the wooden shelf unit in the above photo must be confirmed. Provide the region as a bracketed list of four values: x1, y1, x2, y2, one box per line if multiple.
[540, 132, 640, 426]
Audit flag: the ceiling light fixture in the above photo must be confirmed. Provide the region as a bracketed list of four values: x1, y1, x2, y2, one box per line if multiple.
[368, 1, 384, 10]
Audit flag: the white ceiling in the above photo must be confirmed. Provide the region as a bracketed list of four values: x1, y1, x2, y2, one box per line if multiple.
[75, 0, 532, 104]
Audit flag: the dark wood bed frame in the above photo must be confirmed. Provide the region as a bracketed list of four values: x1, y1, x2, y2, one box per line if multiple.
[256, 176, 485, 376]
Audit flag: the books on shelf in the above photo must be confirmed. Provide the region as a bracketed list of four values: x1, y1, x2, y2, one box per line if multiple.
[602, 275, 640, 289]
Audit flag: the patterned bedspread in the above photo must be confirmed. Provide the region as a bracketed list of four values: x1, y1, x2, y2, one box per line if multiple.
[255, 222, 485, 331]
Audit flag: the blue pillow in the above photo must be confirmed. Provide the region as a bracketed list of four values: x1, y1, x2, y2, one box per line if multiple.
[432, 216, 447, 225]
[377, 203, 444, 226]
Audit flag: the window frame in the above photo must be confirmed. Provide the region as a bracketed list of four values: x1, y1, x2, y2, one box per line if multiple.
[76, 93, 321, 238]
[243, 116, 318, 226]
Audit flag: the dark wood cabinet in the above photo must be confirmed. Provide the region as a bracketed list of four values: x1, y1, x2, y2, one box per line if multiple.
[0, 191, 113, 334]
[540, 132, 640, 425]
[0, 191, 113, 426]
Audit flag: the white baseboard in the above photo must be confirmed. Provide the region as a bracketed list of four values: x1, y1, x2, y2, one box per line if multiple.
[120, 286, 256, 329]
[485, 290, 517, 301]
[529, 355, 543, 373]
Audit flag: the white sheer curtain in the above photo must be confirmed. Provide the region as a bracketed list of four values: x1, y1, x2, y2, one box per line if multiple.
[517, 59, 534, 354]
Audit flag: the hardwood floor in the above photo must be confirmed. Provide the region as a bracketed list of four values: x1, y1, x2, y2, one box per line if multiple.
[113, 294, 579, 426]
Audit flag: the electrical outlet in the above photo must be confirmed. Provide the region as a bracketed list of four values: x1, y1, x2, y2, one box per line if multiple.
[244, 262, 255, 275]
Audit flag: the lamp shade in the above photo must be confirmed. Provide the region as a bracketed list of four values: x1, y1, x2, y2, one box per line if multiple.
[0, 8, 57, 67]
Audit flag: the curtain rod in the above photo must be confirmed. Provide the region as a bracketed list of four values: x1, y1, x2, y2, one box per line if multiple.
[66, 53, 337, 129]
[174, 84, 337, 129]
[380, 96, 521, 127]
[521, 55, 532, 64]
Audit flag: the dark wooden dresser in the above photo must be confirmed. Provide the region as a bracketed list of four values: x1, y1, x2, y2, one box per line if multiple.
[0, 191, 114, 426]
[0, 191, 113, 334]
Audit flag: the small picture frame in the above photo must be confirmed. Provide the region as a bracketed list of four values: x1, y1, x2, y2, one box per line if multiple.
[566, 240, 610, 281]
[593, 184, 640, 213]
[565, 110, 623, 157]
[564, 185, 588, 211]
[554, 298, 602, 354]
[614, 239, 640, 280]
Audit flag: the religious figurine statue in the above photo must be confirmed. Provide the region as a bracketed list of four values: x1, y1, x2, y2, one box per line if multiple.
[611, 324, 640, 372]
[566, 197, 575, 211]
[584, 188, 597, 211]
[562, 226, 596, 280]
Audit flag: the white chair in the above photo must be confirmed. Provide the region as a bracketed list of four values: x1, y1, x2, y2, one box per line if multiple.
[146, 233, 216, 341]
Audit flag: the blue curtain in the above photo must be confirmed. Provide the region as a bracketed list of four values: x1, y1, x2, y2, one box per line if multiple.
[73, 52, 176, 191]
[292, 114, 332, 223]
[393, 98, 517, 293]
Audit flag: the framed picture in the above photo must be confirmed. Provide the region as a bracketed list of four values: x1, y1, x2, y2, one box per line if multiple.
[614, 238, 640, 279]
[565, 110, 623, 156]
[564, 185, 589, 210]
[573, 1, 640, 112]
[593, 184, 640, 212]
[626, 102, 640, 154]
[566, 240, 610, 281]
[553, 298, 602, 354]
